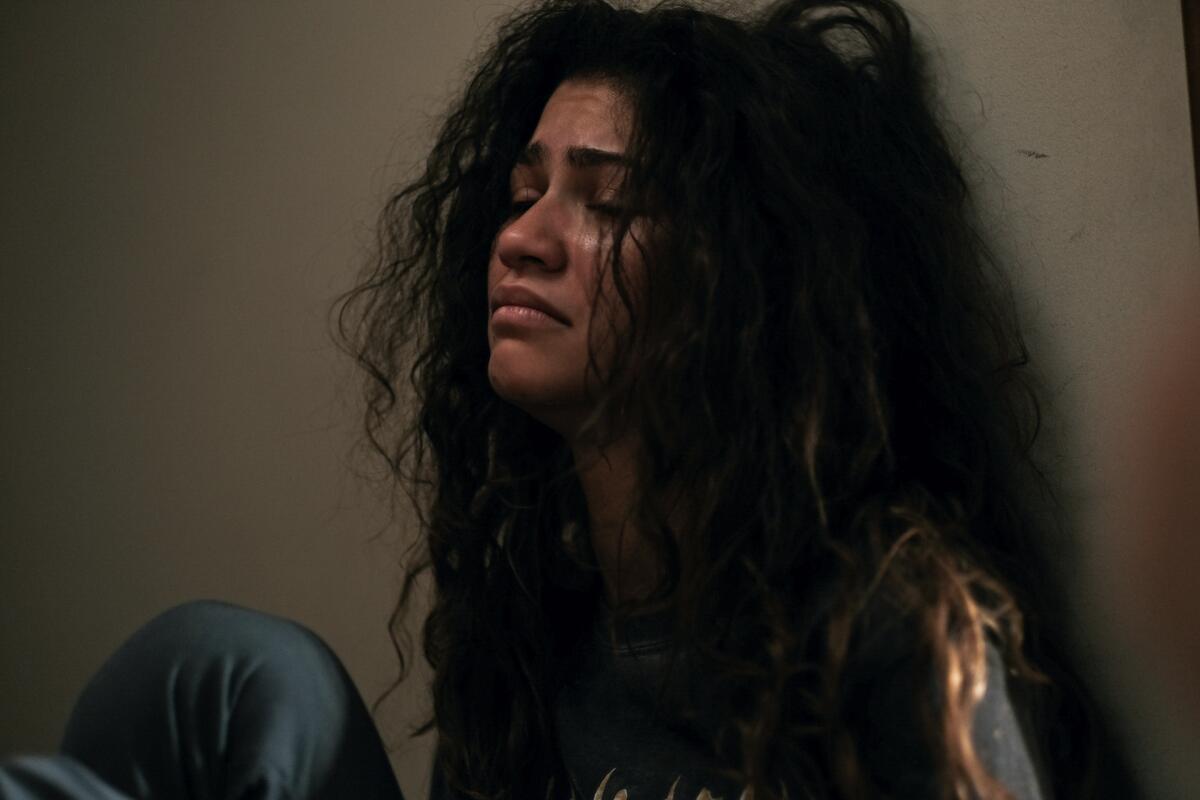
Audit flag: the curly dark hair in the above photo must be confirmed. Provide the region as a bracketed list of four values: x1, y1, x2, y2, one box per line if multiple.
[335, 1, 1135, 797]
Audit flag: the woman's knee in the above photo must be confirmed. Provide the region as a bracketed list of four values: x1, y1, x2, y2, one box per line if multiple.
[66, 600, 349, 719]
[61, 600, 361, 794]
[131, 599, 338, 667]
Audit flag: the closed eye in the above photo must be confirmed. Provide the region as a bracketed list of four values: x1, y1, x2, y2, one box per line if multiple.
[508, 199, 536, 217]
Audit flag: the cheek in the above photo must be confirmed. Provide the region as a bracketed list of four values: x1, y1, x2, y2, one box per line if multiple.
[596, 230, 647, 314]
[585, 255, 645, 368]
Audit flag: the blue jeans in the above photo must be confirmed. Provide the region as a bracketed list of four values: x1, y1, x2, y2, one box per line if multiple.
[0, 601, 405, 799]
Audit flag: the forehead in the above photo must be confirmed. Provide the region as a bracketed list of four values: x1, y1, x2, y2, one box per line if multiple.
[527, 78, 631, 156]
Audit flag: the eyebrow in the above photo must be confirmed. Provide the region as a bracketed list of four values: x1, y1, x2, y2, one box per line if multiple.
[515, 141, 629, 170]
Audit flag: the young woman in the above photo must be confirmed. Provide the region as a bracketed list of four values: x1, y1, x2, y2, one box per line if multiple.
[0, 1, 1139, 798]
[335, 0, 1139, 798]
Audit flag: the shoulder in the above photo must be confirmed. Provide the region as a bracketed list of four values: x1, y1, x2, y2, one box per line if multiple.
[972, 641, 1052, 800]
[839, 603, 1051, 800]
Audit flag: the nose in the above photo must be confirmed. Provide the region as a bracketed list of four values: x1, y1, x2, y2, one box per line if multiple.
[495, 198, 567, 273]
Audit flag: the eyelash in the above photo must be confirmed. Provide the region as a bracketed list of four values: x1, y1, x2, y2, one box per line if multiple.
[508, 200, 535, 216]
[507, 199, 624, 217]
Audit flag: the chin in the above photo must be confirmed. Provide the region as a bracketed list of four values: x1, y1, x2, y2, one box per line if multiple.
[487, 360, 581, 438]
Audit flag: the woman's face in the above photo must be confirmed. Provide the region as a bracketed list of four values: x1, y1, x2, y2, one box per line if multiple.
[487, 78, 644, 440]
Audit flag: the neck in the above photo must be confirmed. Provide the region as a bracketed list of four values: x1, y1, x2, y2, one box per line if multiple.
[571, 435, 661, 605]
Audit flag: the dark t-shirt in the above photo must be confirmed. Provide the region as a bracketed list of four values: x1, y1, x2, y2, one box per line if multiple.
[432, 607, 1049, 799]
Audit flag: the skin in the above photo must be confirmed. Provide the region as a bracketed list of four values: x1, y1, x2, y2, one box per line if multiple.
[486, 78, 660, 603]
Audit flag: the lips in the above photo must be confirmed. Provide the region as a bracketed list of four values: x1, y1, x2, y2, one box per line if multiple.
[489, 284, 570, 325]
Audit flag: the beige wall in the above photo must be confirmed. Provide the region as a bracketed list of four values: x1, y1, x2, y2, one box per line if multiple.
[1, 2, 1195, 798]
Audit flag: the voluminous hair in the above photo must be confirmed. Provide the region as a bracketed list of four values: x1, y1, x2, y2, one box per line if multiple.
[336, 1, 1133, 797]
